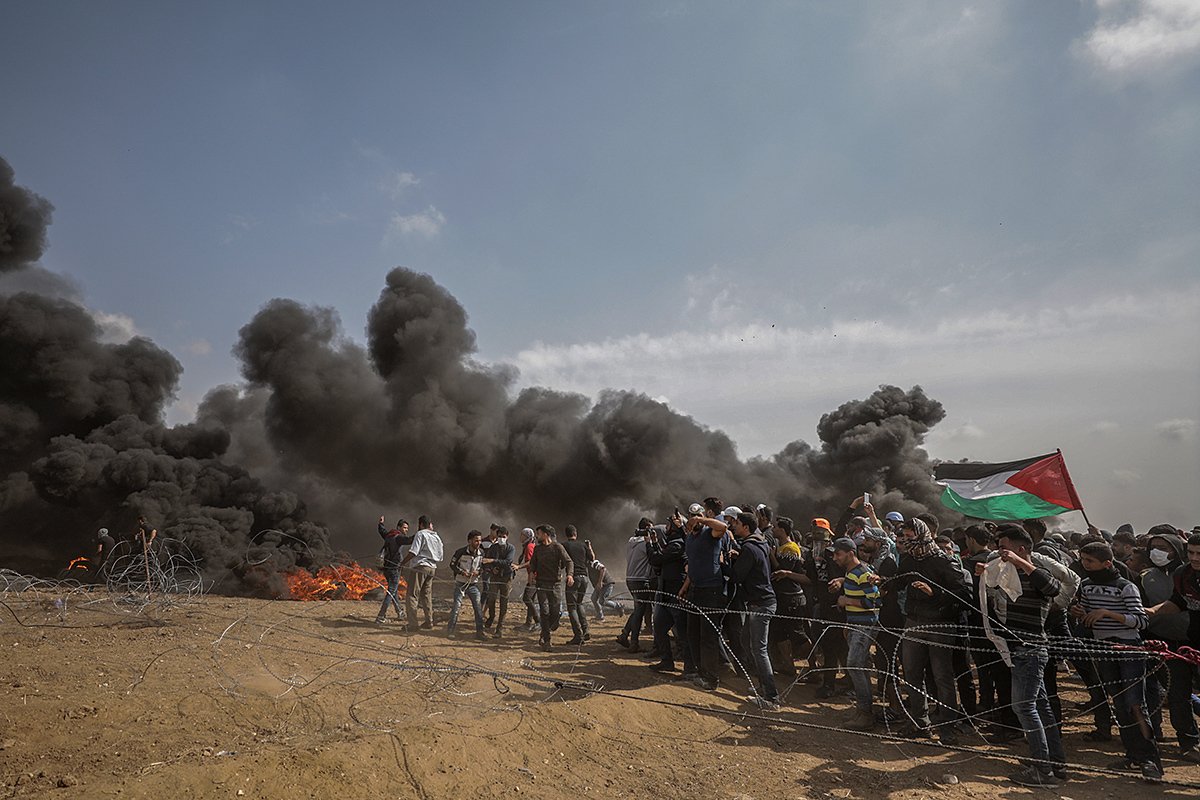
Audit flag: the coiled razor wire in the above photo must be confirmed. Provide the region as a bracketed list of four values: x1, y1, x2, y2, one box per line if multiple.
[4, 536, 1200, 789]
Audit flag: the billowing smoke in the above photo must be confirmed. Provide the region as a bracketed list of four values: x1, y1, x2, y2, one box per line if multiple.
[223, 266, 952, 553]
[0, 157, 53, 273]
[0, 158, 333, 592]
[1, 155, 953, 583]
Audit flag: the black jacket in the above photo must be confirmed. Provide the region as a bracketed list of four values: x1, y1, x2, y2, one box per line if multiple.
[647, 531, 688, 588]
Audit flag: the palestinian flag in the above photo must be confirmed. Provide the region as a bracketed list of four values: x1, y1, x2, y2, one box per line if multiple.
[934, 451, 1083, 520]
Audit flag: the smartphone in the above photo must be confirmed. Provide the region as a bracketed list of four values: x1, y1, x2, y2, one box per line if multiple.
[863, 492, 870, 506]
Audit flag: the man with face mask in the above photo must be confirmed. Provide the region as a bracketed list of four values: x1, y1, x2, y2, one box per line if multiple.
[1143, 525, 1199, 759]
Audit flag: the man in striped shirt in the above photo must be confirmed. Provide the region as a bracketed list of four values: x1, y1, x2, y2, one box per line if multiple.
[831, 537, 880, 731]
[1073, 541, 1162, 783]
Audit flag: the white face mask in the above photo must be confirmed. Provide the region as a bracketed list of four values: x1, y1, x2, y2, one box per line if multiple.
[1149, 549, 1172, 567]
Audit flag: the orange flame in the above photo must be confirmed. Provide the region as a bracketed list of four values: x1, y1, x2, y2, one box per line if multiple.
[67, 556, 91, 571]
[284, 562, 399, 601]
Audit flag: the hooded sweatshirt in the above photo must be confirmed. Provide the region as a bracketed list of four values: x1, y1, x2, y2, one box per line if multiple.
[1144, 532, 1190, 642]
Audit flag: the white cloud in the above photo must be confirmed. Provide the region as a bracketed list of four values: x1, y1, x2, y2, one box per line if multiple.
[383, 170, 420, 198]
[90, 310, 139, 344]
[1081, 0, 1200, 76]
[514, 284, 1200, 387]
[684, 265, 745, 324]
[1156, 417, 1198, 440]
[186, 339, 213, 356]
[930, 422, 987, 442]
[1090, 420, 1121, 434]
[386, 206, 446, 240]
[859, 3, 1009, 93]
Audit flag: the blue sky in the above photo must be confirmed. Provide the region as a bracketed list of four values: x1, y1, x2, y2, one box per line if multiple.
[2, 0, 1198, 529]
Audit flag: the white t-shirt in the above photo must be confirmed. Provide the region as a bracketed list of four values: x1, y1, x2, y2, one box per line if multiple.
[408, 529, 444, 569]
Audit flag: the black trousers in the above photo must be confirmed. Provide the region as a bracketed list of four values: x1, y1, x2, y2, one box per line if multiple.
[686, 585, 728, 684]
[536, 582, 561, 643]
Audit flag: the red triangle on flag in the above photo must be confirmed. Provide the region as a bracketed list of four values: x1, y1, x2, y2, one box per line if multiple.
[1006, 453, 1082, 511]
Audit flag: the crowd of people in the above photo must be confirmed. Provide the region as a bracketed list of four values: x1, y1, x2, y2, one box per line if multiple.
[374, 499, 1200, 788]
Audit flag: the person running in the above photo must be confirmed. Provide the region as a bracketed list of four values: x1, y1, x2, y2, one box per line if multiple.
[517, 528, 540, 631]
[375, 516, 411, 624]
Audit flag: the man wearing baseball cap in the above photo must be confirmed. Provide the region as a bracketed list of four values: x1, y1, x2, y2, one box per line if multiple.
[806, 517, 847, 698]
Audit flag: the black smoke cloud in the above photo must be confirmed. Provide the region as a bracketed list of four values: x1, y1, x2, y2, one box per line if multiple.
[221, 266, 952, 552]
[1, 155, 953, 583]
[0, 157, 53, 273]
[0, 158, 332, 592]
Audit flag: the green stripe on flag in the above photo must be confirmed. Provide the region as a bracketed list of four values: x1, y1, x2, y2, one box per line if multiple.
[939, 486, 1071, 521]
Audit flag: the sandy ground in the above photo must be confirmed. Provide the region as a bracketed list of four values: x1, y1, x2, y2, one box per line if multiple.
[1, 587, 1198, 800]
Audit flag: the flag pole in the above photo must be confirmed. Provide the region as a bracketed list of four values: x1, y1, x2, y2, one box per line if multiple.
[1057, 448, 1094, 531]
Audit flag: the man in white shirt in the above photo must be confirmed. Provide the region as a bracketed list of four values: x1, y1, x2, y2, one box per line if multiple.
[401, 515, 444, 632]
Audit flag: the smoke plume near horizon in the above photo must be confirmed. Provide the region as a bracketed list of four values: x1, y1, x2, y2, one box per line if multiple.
[0, 155, 952, 589]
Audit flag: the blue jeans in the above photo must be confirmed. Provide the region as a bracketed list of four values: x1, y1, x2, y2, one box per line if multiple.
[1097, 649, 1161, 765]
[448, 583, 483, 633]
[741, 600, 779, 703]
[846, 619, 878, 712]
[1011, 645, 1066, 773]
[376, 568, 403, 621]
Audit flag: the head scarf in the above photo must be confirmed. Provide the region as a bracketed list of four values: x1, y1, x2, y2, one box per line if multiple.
[521, 527, 535, 544]
[899, 518, 941, 560]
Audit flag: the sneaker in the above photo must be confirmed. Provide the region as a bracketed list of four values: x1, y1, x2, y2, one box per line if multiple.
[1139, 761, 1163, 784]
[419, 621, 433, 630]
[565, 637, 584, 646]
[474, 631, 487, 641]
[1082, 729, 1112, 742]
[1180, 746, 1200, 763]
[374, 617, 386, 624]
[747, 696, 781, 712]
[540, 639, 552, 651]
[674, 671, 698, 682]
[844, 710, 876, 732]
[1009, 767, 1061, 788]
[615, 635, 630, 648]
[446, 630, 457, 639]
[987, 729, 1024, 745]
[692, 676, 718, 691]
[648, 661, 675, 673]
[1106, 758, 1138, 772]
[492, 630, 503, 639]
[627, 641, 641, 654]
[815, 685, 835, 699]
